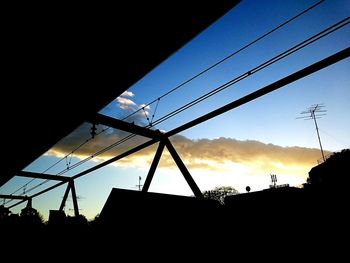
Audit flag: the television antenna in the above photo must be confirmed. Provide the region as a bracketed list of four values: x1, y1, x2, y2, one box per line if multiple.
[135, 176, 143, 191]
[297, 104, 327, 162]
[270, 174, 277, 188]
[61, 195, 84, 212]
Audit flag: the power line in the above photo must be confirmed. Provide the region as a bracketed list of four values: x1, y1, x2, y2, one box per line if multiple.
[318, 128, 350, 147]
[3, 1, 338, 203]
[7, 46, 350, 209]
[120, 0, 326, 122]
[7, 15, 348, 203]
[5, 0, 326, 199]
[5, 125, 110, 200]
[150, 17, 349, 127]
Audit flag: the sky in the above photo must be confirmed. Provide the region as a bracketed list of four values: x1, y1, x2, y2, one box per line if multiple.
[1, 0, 349, 220]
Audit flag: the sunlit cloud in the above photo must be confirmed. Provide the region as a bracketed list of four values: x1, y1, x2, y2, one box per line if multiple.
[47, 126, 329, 189]
[121, 90, 134, 97]
[114, 92, 151, 125]
[46, 88, 331, 190]
[116, 97, 136, 110]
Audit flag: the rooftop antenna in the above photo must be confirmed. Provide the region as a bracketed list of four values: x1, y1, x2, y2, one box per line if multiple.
[270, 174, 277, 188]
[136, 176, 143, 191]
[297, 104, 327, 162]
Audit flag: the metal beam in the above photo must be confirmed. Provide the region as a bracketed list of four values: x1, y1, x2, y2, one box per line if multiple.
[166, 47, 350, 137]
[17, 171, 70, 181]
[69, 180, 79, 216]
[164, 137, 203, 199]
[6, 47, 349, 208]
[8, 138, 161, 209]
[87, 113, 162, 139]
[0, 194, 29, 200]
[142, 141, 165, 192]
[8, 180, 67, 209]
[59, 183, 71, 211]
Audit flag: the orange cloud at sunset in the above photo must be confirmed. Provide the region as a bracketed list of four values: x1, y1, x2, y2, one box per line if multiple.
[47, 125, 329, 190]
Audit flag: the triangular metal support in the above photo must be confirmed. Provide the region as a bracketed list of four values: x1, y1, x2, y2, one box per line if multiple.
[59, 179, 79, 216]
[142, 137, 203, 199]
[142, 141, 165, 192]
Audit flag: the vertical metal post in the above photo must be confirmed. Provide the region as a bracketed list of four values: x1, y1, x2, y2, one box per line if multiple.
[164, 137, 203, 199]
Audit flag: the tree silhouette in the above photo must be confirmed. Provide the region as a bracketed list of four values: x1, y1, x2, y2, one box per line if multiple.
[203, 186, 239, 205]
[20, 206, 44, 225]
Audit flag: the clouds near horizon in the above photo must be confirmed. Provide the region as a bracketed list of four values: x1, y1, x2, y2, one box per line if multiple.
[47, 125, 327, 184]
[46, 89, 330, 188]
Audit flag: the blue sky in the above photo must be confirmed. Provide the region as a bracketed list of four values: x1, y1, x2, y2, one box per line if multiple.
[2, 0, 349, 220]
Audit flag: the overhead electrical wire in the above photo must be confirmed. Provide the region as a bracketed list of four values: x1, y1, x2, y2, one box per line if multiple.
[6, 16, 348, 205]
[6, 14, 348, 204]
[24, 0, 327, 178]
[8, 46, 349, 210]
[150, 17, 350, 127]
[5, 126, 110, 197]
[37, 21, 342, 180]
[4, 0, 337, 204]
[120, 0, 326, 122]
[6, 16, 348, 206]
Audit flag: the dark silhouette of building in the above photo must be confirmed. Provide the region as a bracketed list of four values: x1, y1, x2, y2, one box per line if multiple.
[98, 188, 220, 238]
[308, 149, 350, 191]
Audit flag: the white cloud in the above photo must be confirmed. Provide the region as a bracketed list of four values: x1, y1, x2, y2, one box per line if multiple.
[116, 97, 136, 110]
[114, 92, 152, 126]
[121, 90, 134, 97]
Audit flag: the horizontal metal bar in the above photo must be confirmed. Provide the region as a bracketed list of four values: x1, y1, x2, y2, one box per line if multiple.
[87, 113, 161, 139]
[17, 171, 70, 181]
[0, 194, 29, 200]
[6, 47, 349, 209]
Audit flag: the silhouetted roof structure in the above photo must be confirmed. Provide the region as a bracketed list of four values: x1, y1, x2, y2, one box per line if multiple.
[99, 188, 219, 223]
[1, 2, 239, 186]
[308, 149, 350, 189]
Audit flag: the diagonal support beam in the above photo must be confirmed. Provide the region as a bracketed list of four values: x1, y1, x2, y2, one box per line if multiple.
[7, 48, 349, 209]
[166, 47, 350, 137]
[87, 113, 162, 139]
[8, 138, 160, 209]
[164, 137, 203, 199]
[17, 171, 70, 182]
[59, 183, 71, 211]
[69, 180, 79, 217]
[58, 180, 79, 216]
[142, 141, 165, 192]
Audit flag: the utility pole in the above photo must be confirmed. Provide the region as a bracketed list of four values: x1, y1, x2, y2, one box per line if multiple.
[297, 104, 327, 162]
